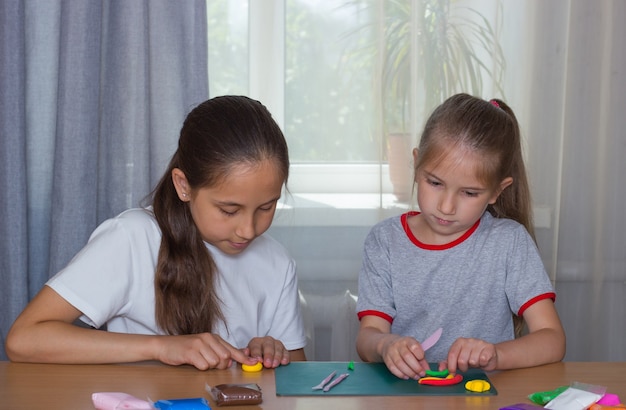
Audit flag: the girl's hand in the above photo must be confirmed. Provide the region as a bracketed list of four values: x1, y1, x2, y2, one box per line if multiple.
[244, 336, 290, 368]
[441, 337, 498, 374]
[379, 334, 430, 380]
[156, 333, 255, 370]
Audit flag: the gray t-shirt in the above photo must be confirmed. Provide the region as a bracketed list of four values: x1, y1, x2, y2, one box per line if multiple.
[356, 211, 555, 362]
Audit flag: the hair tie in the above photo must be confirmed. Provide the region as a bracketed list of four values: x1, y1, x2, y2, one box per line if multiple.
[489, 99, 500, 108]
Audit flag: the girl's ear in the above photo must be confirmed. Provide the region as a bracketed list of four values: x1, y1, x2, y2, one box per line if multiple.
[412, 148, 419, 163]
[171, 168, 191, 202]
[488, 177, 513, 204]
[499, 176, 514, 192]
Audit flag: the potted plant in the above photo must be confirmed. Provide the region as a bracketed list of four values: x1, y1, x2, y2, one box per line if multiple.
[346, 0, 506, 201]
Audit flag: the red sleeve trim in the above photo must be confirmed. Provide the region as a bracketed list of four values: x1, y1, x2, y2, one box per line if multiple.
[517, 292, 556, 317]
[357, 310, 393, 324]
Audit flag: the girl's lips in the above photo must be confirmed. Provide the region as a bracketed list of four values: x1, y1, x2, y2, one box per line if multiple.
[435, 217, 454, 226]
[229, 241, 250, 250]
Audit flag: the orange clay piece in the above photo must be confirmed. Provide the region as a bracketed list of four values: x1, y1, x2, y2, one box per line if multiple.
[241, 362, 263, 372]
[418, 373, 463, 386]
[419, 374, 455, 383]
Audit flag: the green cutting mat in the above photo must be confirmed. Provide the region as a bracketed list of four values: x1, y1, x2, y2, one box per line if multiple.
[274, 361, 497, 396]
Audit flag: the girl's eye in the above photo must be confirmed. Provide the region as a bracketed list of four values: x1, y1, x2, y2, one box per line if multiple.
[463, 191, 479, 197]
[220, 208, 237, 216]
[427, 178, 442, 187]
[259, 202, 277, 212]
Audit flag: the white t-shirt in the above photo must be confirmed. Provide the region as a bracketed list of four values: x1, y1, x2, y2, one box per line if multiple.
[47, 208, 306, 351]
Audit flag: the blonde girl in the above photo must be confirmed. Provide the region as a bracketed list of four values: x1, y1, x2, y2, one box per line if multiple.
[356, 93, 565, 380]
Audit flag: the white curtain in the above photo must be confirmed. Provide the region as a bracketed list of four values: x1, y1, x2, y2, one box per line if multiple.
[267, 0, 626, 361]
[520, 0, 626, 361]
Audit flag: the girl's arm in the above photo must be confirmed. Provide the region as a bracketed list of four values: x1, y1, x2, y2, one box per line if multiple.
[444, 299, 566, 373]
[356, 315, 392, 363]
[6, 286, 256, 370]
[494, 299, 566, 368]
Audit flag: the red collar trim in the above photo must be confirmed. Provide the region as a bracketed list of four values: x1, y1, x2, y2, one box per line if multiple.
[401, 211, 480, 250]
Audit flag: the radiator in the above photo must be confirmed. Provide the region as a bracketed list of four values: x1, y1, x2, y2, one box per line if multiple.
[299, 290, 361, 361]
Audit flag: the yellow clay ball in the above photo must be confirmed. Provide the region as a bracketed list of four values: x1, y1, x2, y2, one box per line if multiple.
[465, 379, 491, 393]
[242, 362, 263, 372]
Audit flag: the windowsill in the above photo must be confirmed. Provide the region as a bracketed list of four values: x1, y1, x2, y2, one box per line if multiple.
[273, 164, 552, 228]
[273, 193, 552, 228]
[274, 193, 411, 227]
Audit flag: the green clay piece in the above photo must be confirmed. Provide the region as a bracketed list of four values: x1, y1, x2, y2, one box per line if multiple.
[528, 385, 569, 405]
[347, 361, 355, 371]
[425, 369, 449, 378]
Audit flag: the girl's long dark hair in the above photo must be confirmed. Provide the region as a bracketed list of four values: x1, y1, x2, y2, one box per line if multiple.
[149, 96, 289, 335]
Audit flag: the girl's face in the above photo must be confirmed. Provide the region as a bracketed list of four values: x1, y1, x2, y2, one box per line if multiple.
[412, 147, 512, 245]
[172, 159, 284, 255]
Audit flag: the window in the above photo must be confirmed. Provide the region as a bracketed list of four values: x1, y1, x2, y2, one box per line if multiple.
[207, 0, 506, 226]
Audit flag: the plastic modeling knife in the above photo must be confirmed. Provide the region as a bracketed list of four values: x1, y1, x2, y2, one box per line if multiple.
[421, 327, 443, 352]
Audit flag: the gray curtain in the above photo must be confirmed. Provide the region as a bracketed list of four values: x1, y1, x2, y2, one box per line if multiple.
[0, 0, 208, 360]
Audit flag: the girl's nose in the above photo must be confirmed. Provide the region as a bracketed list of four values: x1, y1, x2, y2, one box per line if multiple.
[437, 192, 456, 215]
[235, 215, 256, 240]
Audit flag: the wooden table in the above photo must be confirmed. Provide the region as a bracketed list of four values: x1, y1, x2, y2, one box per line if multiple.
[1, 361, 625, 409]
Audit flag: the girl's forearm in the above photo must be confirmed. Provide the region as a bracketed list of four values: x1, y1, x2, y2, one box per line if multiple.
[356, 327, 390, 362]
[7, 321, 159, 364]
[494, 327, 566, 370]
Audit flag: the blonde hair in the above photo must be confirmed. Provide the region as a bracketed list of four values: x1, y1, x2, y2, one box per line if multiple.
[415, 93, 534, 238]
